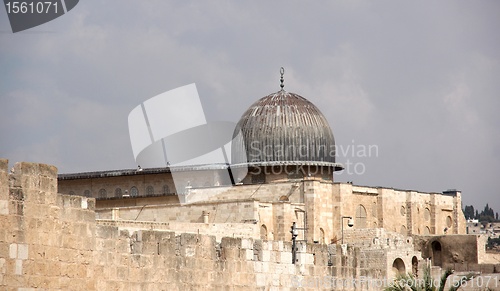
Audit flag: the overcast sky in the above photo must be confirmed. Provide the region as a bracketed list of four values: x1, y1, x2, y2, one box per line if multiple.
[1, 1, 499, 213]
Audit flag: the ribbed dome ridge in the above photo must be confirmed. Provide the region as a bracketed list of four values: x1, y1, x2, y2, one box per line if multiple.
[232, 90, 338, 167]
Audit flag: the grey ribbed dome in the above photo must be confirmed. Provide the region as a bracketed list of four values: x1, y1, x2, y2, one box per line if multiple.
[232, 90, 342, 170]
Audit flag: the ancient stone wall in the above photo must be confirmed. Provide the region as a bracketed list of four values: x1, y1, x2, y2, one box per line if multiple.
[0, 159, 96, 290]
[2, 159, 425, 290]
[97, 198, 258, 224]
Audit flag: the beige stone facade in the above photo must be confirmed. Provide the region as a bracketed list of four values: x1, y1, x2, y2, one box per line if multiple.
[58, 169, 467, 244]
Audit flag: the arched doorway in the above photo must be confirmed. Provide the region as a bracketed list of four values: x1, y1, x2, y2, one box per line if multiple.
[431, 241, 442, 266]
[392, 258, 406, 275]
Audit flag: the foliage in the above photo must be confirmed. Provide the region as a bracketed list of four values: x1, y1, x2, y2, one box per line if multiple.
[463, 203, 498, 222]
[487, 237, 500, 249]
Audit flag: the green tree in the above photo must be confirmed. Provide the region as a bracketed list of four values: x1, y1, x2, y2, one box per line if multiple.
[463, 205, 475, 220]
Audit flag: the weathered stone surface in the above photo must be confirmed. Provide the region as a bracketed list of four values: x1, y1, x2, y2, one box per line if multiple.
[0, 159, 493, 291]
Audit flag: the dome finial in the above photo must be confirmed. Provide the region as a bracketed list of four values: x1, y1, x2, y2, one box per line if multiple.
[280, 67, 285, 90]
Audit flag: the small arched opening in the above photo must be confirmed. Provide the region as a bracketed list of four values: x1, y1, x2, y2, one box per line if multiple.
[319, 228, 325, 244]
[355, 204, 367, 228]
[130, 186, 138, 197]
[260, 224, 268, 240]
[431, 240, 442, 266]
[412, 256, 418, 276]
[392, 258, 406, 275]
[98, 189, 107, 199]
[400, 225, 407, 236]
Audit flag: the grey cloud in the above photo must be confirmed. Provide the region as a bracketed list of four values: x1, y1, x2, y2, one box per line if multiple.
[0, 0, 499, 212]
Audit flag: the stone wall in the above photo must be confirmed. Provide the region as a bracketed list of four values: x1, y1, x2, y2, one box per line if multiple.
[0, 159, 97, 290]
[2, 159, 432, 290]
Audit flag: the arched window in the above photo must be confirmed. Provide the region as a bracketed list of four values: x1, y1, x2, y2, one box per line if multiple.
[392, 258, 406, 275]
[424, 226, 431, 235]
[146, 186, 154, 195]
[98, 189, 107, 199]
[412, 256, 418, 275]
[115, 188, 122, 198]
[400, 225, 407, 235]
[355, 204, 367, 228]
[84, 190, 90, 197]
[130, 186, 138, 197]
[446, 216, 452, 228]
[319, 228, 325, 244]
[424, 208, 431, 221]
[163, 185, 170, 195]
[260, 224, 268, 240]
[431, 241, 442, 266]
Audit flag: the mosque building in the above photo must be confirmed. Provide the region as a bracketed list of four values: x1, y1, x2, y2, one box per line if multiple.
[3, 70, 495, 290]
[58, 69, 466, 247]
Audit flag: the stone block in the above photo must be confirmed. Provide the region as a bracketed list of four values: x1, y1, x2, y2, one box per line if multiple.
[296, 253, 314, 265]
[96, 225, 118, 239]
[38, 163, 57, 178]
[261, 250, 271, 262]
[9, 243, 17, 258]
[255, 273, 267, 287]
[0, 200, 8, 215]
[0, 158, 7, 172]
[272, 273, 280, 286]
[280, 251, 292, 264]
[241, 238, 253, 249]
[261, 261, 270, 273]
[17, 244, 28, 260]
[244, 249, 253, 261]
[296, 241, 307, 253]
[15, 259, 22, 275]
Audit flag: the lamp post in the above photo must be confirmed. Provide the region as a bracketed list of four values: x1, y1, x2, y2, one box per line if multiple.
[290, 222, 299, 264]
[341, 216, 354, 244]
